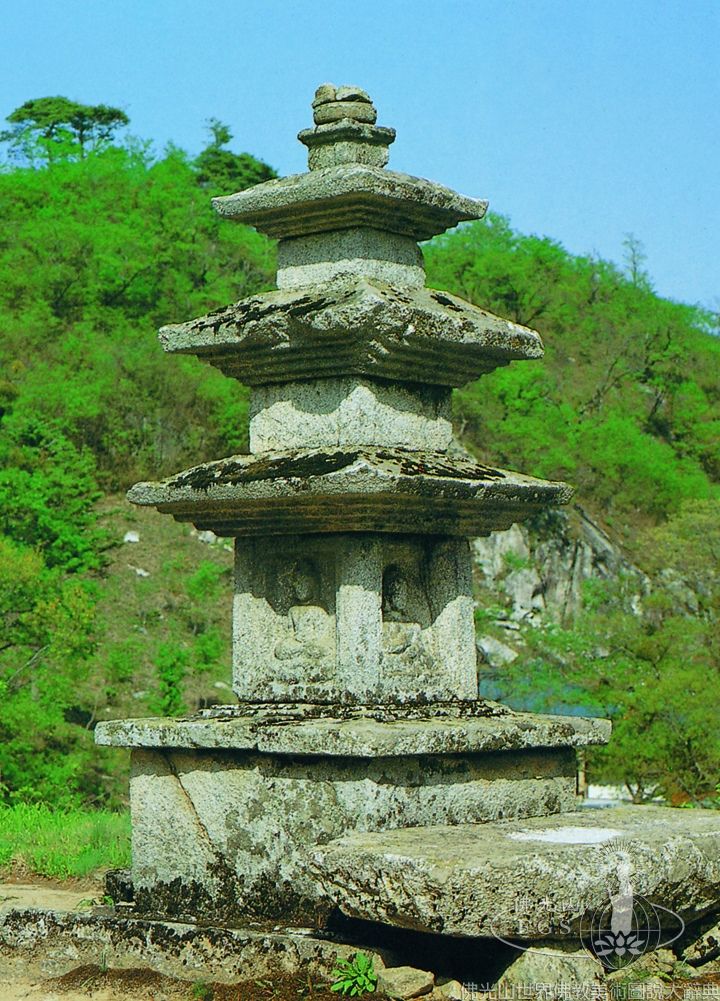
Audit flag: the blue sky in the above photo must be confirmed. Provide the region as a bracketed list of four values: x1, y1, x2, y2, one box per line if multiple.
[3, 0, 718, 308]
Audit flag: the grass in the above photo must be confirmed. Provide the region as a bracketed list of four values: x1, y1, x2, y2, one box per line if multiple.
[0, 803, 131, 880]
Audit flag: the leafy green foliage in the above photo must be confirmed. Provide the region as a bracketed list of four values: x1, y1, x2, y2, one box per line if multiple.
[0, 802, 130, 878]
[191, 983, 214, 1001]
[2, 96, 129, 164]
[0, 137, 274, 489]
[0, 416, 103, 571]
[0, 109, 272, 808]
[428, 219, 718, 798]
[195, 118, 277, 194]
[491, 500, 720, 802]
[426, 216, 719, 524]
[331, 953, 377, 996]
[148, 642, 188, 716]
[0, 534, 109, 806]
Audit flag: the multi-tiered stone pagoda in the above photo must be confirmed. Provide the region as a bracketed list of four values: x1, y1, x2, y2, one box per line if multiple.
[96, 87, 720, 953]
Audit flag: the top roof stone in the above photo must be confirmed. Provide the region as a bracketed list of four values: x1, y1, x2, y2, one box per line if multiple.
[212, 84, 487, 241]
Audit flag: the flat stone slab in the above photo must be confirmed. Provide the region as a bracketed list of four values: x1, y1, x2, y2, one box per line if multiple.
[212, 163, 487, 241]
[158, 276, 543, 387]
[311, 806, 720, 938]
[95, 702, 610, 754]
[127, 446, 572, 537]
[0, 907, 386, 985]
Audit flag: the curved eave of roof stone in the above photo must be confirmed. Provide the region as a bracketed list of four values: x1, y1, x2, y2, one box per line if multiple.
[212, 165, 488, 241]
[126, 447, 573, 507]
[155, 278, 543, 387]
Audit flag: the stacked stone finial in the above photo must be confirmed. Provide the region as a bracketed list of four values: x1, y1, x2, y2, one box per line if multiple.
[299, 83, 395, 170]
[97, 85, 609, 929]
[312, 83, 376, 123]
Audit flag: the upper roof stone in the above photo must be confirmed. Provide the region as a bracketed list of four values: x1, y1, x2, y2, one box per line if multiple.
[212, 84, 487, 241]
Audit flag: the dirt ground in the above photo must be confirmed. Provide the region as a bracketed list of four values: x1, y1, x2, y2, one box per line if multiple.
[0, 878, 344, 1001]
[0, 965, 340, 1001]
[4, 878, 720, 1001]
[0, 877, 104, 916]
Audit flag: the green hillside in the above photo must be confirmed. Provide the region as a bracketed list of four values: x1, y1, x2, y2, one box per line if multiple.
[0, 111, 718, 811]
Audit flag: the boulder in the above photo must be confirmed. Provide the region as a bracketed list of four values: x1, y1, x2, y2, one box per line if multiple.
[377, 965, 435, 999]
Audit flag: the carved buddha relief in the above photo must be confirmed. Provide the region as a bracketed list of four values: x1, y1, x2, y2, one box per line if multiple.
[380, 561, 433, 679]
[273, 557, 334, 682]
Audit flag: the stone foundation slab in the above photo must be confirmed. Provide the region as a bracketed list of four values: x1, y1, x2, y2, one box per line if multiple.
[0, 908, 382, 985]
[126, 744, 579, 924]
[311, 805, 720, 938]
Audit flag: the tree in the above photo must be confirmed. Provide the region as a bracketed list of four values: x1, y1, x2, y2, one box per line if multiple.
[490, 499, 720, 804]
[0, 415, 103, 572]
[622, 233, 652, 291]
[194, 117, 276, 194]
[0, 535, 100, 806]
[1, 97, 129, 163]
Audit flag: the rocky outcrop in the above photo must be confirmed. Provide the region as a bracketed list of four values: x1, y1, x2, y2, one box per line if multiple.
[473, 505, 648, 628]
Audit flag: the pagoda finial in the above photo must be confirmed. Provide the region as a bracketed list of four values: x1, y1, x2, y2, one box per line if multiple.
[298, 82, 396, 170]
[311, 83, 377, 125]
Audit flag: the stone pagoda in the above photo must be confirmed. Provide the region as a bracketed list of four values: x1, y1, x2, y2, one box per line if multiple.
[96, 87, 719, 947]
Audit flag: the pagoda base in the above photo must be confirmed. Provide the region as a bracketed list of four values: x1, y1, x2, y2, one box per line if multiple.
[96, 703, 609, 926]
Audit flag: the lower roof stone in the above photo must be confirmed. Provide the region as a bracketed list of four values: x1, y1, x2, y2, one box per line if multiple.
[127, 446, 573, 538]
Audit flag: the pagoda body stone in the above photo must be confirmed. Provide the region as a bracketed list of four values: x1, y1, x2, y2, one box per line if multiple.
[96, 85, 610, 928]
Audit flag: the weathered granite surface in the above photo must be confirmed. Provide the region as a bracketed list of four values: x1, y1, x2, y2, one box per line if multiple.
[158, 276, 543, 387]
[127, 447, 573, 538]
[212, 164, 487, 241]
[232, 534, 477, 703]
[0, 907, 381, 984]
[125, 745, 579, 924]
[103, 83, 601, 943]
[310, 806, 720, 938]
[300, 84, 394, 169]
[495, 943, 605, 999]
[95, 702, 611, 754]
[299, 120, 396, 170]
[277, 228, 426, 288]
[378, 965, 435, 999]
[249, 379, 453, 452]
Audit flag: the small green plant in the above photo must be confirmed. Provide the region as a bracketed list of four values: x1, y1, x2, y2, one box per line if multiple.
[331, 952, 377, 996]
[191, 982, 214, 1001]
[502, 551, 532, 572]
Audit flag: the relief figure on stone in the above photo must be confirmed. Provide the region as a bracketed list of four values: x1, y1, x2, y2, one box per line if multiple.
[381, 564, 431, 669]
[273, 557, 334, 681]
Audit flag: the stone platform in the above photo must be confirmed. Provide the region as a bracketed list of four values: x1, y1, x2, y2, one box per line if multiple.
[95, 701, 610, 755]
[311, 805, 720, 938]
[94, 704, 609, 926]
